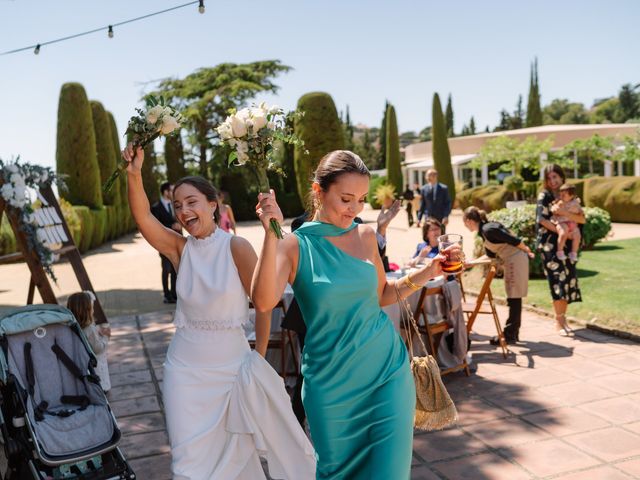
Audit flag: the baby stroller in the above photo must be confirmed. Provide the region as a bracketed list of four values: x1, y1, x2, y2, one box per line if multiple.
[0, 305, 135, 479]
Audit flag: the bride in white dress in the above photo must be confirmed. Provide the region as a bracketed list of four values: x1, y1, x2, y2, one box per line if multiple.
[123, 144, 315, 479]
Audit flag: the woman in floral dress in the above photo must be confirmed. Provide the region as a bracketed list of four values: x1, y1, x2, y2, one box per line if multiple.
[536, 164, 585, 334]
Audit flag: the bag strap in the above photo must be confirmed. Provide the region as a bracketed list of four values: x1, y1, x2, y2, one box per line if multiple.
[24, 343, 36, 397]
[394, 283, 430, 357]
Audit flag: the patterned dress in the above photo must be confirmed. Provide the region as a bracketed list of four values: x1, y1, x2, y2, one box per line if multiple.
[536, 190, 582, 303]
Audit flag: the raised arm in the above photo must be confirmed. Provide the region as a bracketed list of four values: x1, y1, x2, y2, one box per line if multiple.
[251, 191, 296, 312]
[123, 144, 184, 261]
[231, 235, 271, 356]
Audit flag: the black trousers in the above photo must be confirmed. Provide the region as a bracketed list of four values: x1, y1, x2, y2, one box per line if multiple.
[503, 298, 522, 340]
[281, 299, 306, 426]
[405, 202, 414, 226]
[160, 254, 177, 300]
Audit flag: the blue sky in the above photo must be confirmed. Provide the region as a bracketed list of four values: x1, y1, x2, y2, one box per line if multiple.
[0, 0, 638, 170]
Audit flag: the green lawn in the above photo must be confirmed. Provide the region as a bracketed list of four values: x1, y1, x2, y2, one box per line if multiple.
[463, 237, 640, 336]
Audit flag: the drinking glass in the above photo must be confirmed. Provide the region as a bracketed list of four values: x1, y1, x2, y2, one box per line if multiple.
[437, 234, 464, 274]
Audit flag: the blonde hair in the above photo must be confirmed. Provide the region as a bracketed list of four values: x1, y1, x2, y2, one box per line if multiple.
[67, 292, 94, 329]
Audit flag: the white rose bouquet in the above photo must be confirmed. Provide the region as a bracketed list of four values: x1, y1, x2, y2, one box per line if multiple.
[216, 103, 305, 238]
[103, 95, 183, 193]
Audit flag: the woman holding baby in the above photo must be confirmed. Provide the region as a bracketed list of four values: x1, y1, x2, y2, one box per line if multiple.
[536, 164, 585, 335]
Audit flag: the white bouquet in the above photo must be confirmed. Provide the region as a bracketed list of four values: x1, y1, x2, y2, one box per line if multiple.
[103, 95, 183, 193]
[216, 102, 304, 238]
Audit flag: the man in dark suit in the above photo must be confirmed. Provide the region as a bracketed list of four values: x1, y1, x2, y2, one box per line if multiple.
[418, 169, 452, 228]
[150, 182, 182, 303]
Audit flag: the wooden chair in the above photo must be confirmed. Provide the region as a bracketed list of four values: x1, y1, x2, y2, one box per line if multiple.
[403, 285, 470, 377]
[462, 265, 508, 358]
[248, 299, 300, 378]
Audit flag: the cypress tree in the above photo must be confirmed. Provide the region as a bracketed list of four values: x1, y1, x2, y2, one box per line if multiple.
[385, 104, 402, 194]
[106, 111, 130, 235]
[469, 116, 476, 134]
[56, 83, 103, 209]
[293, 92, 345, 206]
[142, 144, 160, 205]
[90, 101, 119, 206]
[431, 93, 456, 203]
[377, 100, 389, 170]
[526, 58, 543, 127]
[165, 134, 186, 183]
[445, 94, 455, 136]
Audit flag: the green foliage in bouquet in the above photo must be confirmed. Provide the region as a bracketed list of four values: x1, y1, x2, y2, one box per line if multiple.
[56, 83, 102, 209]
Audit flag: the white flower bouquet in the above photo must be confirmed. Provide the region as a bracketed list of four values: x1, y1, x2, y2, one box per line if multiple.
[216, 103, 304, 238]
[103, 95, 183, 193]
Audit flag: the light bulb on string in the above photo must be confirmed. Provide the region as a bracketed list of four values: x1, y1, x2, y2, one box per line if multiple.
[34, 44, 40, 55]
[108, 25, 114, 38]
[198, 0, 205, 14]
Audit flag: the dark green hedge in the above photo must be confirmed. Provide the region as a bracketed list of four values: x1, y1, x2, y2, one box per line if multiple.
[584, 176, 640, 223]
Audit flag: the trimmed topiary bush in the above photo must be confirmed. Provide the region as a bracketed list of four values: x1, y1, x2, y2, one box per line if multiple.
[456, 184, 511, 212]
[584, 176, 640, 223]
[106, 111, 129, 237]
[367, 175, 388, 209]
[59, 198, 81, 247]
[583, 207, 612, 248]
[432, 93, 456, 204]
[0, 215, 17, 256]
[73, 206, 94, 253]
[90, 100, 120, 207]
[56, 83, 103, 209]
[103, 205, 116, 241]
[385, 104, 402, 194]
[89, 208, 107, 249]
[294, 92, 345, 205]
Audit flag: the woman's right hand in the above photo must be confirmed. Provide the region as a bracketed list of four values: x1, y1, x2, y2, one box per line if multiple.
[256, 190, 284, 234]
[122, 142, 144, 174]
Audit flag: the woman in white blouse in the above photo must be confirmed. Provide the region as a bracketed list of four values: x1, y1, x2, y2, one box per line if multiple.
[123, 144, 315, 480]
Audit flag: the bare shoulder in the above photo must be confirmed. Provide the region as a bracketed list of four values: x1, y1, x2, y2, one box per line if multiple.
[355, 223, 378, 248]
[230, 234, 256, 256]
[281, 231, 300, 254]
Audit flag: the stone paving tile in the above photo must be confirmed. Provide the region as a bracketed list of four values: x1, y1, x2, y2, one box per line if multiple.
[578, 395, 640, 425]
[599, 351, 640, 371]
[615, 458, 640, 478]
[549, 357, 623, 379]
[453, 397, 511, 426]
[553, 465, 637, 480]
[522, 407, 611, 437]
[498, 438, 602, 477]
[111, 394, 161, 418]
[462, 417, 551, 449]
[563, 427, 640, 462]
[587, 371, 640, 395]
[409, 465, 441, 480]
[120, 430, 171, 459]
[412, 427, 488, 462]
[536, 380, 616, 406]
[493, 366, 575, 389]
[622, 421, 640, 435]
[481, 388, 564, 416]
[433, 451, 533, 480]
[568, 341, 629, 358]
[128, 454, 172, 480]
[117, 412, 166, 435]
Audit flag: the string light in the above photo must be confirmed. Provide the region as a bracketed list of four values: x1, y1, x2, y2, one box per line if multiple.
[2, 1, 203, 56]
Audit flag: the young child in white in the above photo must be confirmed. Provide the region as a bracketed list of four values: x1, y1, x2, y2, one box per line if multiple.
[67, 291, 111, 393]
[551, 183, 583, 262]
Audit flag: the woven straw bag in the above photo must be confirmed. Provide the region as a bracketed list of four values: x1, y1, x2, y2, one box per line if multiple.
[395, 284, 458, 431]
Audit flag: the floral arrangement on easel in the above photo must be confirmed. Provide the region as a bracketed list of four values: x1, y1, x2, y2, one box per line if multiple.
[0, 157, 59, 282]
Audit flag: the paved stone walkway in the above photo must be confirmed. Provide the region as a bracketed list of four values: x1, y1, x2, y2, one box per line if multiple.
[108, 304, 640, 479]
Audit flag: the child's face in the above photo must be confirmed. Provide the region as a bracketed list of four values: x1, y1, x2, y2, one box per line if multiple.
[559, 190, 574, 202]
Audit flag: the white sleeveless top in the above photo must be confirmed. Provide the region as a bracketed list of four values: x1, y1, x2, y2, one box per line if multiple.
[173, 228, 249, 330]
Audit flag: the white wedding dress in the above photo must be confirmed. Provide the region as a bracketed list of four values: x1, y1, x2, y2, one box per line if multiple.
[162, 228, 316, 479]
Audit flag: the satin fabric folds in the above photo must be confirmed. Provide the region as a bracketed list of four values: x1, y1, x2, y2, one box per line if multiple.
[293, 221, 415, 480]
[163, 328, 316, 479]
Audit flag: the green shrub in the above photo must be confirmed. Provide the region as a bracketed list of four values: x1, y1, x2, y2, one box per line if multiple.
[104, 205, 116, 241]
[487, 204, 612, 277]
[56, 83, 103, 209]
[90, 208, 107, 249]
[385, 104, 402, 194]
[73, 206, 94, 253]
[503, 175, 524, 200]
[294, 92, 345, 205]
[59, 198, 81, 247]
[367, 175, 388, 209]
[0, 216, 17, 256]
[584, 176, 640, 223]
[456, 184, 510, 212]
[432, 93, 455, 203]
[90, 100, 120, 206]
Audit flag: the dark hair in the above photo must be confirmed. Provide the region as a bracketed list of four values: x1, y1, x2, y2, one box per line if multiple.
[160, 181, 172, 195]
[559, 183, 576, 193]
[542, 164, 566, 191]
[422, 217, 443, 242]
[310, 150, 370, 213]
[174, 176, 221, 224]
[67, 292, 93, 329]
[463, 206, 488, 224]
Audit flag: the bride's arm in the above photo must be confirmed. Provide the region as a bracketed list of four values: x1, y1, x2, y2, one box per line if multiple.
[231, 236, 270, 356]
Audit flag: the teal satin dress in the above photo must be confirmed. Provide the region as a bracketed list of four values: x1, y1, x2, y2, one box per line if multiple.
[293, 221, 415, 479]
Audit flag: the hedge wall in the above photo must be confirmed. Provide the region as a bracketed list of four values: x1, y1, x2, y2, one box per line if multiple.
[89, 208, 107, 249]
[73, 206, 94, 253]
[0, 215, 17, 256]
[584, 176, 640, 223]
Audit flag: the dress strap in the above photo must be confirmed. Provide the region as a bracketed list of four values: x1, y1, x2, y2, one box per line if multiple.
[294, 221, 358, 237]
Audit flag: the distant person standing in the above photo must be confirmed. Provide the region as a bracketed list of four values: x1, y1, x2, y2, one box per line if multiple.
[418, 169, 452, 228]
[151, 182, 182, 304]
[402, 184, 415, 227]
[413, 183, 423, 227]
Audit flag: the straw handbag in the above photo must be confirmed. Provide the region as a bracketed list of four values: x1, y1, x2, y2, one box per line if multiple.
[395, 284, 458, 431]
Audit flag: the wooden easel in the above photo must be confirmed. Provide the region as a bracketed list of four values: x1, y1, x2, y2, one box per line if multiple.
[0, 184, 107, 324]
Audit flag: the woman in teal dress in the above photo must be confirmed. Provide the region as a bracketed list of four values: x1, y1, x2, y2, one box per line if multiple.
[252, 151, 448, 479]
